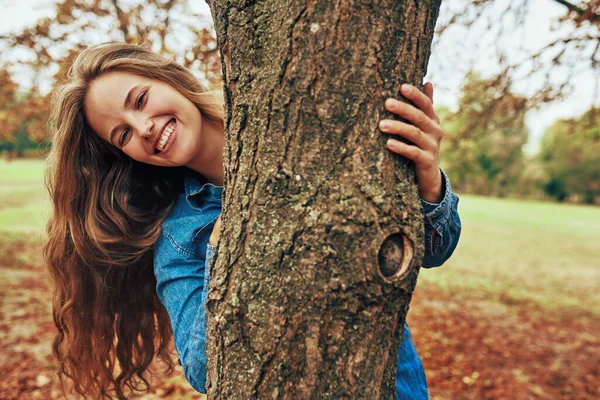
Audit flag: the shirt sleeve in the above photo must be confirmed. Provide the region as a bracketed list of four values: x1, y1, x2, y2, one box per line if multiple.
[420, 169, 462, 268]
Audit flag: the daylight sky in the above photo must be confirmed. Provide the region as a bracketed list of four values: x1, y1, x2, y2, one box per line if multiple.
[1, 0, 598, 153]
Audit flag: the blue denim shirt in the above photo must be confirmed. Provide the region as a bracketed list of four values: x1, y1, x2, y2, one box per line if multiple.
[154, 170, 461, 399]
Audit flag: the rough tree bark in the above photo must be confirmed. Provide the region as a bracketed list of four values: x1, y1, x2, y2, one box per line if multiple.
[206, 1, 441, 398]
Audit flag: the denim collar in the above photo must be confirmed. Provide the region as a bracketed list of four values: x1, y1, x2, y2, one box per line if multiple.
[184, 174, 223, 210]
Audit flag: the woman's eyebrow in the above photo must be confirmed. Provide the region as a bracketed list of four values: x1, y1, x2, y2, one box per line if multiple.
[124, 84, 142, 108]
[108, 84, 143, 144]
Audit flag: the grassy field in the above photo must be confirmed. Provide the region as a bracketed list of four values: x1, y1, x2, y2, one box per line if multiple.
[1, 158, 599, 399]
[0, 159, 49, 242]
[419, 194, 600, 316]
[2, 159, 598, 314]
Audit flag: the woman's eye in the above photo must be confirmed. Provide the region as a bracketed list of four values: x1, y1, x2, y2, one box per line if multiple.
[136, 91, 147, 109]
[120, 128, 131, 146]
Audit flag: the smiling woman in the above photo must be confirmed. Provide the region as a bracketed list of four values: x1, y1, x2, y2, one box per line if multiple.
[44, 42, 225, 399]
[45, 42, 461, 399]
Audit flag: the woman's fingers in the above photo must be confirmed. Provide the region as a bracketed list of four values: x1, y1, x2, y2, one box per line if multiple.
[402, 84, 436, 120]
[384, 96, 440, 135]
[393, 83, 440, 125]
[386, 139, 433, 168]
[423, 82, 434, 104]
[379, 119, 433, 150]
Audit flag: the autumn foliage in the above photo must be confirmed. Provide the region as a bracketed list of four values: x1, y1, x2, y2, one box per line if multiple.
[0, 0, 222, 150]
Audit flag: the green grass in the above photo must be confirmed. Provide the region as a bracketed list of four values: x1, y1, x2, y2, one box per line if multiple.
[1, 159, 599, 315]
[0, 159, 48, 242]
[419, 195, 600, 315]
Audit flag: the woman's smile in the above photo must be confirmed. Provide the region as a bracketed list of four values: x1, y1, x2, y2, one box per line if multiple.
[155, 118, 177, 154]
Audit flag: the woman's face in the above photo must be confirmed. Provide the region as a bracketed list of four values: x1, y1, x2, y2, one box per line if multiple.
[84, 71, 204, 167]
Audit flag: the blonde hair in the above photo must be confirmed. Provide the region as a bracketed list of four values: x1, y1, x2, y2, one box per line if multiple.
[45, 42, 223, 399]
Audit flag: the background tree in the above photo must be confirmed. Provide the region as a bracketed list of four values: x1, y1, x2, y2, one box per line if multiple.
[538, 107, 600, 203]
[0, 0, 221, 151]
[433, 0, 599, 108]
[0, 69, 21, 141]
[0, 70, 50, 157]
[440, 73, 529, 196]
[1, 0, 220, 82]
[205, 0, 441, 397]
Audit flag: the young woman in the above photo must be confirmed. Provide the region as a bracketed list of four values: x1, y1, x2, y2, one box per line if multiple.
[46, 42, 460, 399]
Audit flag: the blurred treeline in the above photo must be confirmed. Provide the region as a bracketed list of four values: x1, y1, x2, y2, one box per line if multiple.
[0, 0, 598, 204]
[439, 73, 600, 204]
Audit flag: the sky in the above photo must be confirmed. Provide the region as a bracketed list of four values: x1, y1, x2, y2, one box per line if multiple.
[1, 0, 598, 154]
[428, 0, 599, 152]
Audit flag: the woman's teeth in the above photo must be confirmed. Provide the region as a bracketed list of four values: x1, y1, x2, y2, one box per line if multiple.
[156, 122, 175, 151]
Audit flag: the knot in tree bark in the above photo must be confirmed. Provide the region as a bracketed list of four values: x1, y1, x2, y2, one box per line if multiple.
[377, 233, 414, 282]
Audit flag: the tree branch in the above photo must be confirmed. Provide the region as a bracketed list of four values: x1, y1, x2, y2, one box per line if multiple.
[160, 0, 176, 52]
[551, 0, 600, 23]
[111, 0, 129, 40]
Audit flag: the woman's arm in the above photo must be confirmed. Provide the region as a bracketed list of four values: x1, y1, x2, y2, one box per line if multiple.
[379, 83, 461, 268]
[420, 169, 461, 268]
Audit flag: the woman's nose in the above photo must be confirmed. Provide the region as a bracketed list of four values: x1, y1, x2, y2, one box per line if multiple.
[134, 118, 154, 140]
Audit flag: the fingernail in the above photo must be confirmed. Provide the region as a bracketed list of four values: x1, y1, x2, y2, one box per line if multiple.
[379, 121, 390, 130]
[402, 84, 412, 94]
[387, 139, 397, 148]
[385, 98, 398, 109]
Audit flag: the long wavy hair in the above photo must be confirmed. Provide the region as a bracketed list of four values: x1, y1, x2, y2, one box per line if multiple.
[45, 42, 224, 399]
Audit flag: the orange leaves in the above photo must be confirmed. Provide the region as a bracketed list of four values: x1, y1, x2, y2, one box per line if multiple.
[0, 70, 19, 102]
[0, 111, 21, 141]
[411, 287, 600, 399]
[0, 70, 20, 141]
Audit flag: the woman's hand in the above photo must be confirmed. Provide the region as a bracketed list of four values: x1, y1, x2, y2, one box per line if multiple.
[379, 82, 444, 203]
[209, 215, 222, 246]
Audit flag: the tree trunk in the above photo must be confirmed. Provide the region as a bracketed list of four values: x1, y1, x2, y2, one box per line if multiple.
[206, 1, 441, 398]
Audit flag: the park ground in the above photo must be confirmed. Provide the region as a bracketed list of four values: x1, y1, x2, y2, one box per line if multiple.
[1, 159, 599, 399]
